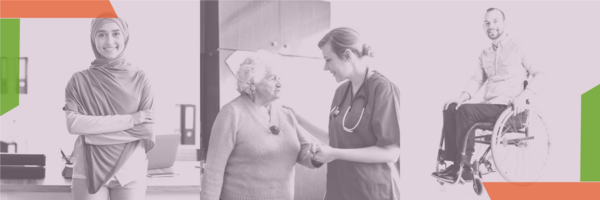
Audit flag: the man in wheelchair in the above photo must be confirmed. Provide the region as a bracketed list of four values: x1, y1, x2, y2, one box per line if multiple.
[431, 7, 545, 183]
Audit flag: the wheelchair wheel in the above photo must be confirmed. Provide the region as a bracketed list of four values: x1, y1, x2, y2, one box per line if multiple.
[473, 178, 483, 195]
[491, 105, 550, 182]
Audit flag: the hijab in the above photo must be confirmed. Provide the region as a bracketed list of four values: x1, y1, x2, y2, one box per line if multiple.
[89, 17, 133, 70]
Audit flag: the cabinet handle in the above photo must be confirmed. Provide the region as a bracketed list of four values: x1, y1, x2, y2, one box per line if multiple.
[283, 44, 288, 48]
[271, 41, 278, 47]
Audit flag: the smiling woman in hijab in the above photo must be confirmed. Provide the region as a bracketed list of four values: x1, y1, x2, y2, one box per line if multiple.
[63, 13, 156, 200]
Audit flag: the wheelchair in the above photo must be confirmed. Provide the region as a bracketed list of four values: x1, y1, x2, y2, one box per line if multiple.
[434, 83, 551, 195]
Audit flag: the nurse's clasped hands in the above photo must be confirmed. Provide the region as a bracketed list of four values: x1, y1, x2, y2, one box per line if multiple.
[310, 142, 337, 164]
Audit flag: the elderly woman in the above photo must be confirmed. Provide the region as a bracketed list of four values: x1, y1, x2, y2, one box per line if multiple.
[64, 14, 155, 200]
[200, 51, 323, 200]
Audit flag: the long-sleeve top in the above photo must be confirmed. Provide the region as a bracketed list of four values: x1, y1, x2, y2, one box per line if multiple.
[64, 65, 155, 189]
[464, 35, 545, 105]
[200, 94, 322, 200]
[66, 111, 147, 187]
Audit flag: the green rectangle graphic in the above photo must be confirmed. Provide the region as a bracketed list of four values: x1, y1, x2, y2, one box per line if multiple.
[581, 84, 600, 182]
[0, 19, 20, 116]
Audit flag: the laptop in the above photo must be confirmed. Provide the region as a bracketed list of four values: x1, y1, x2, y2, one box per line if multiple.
[147, 133, 180, 170]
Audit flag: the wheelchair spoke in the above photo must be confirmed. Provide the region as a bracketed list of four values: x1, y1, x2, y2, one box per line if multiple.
[528, 141, 547, 161]
[517, 147, 523, 180]
[500, 135, 530, 180]
[512, 147, 520, 180]
[513, 111, 522, 130]
[522, 148, 531, 181]
[526, 147, 543, 180]
[499, 144, 512, 167]
[530, 141, 549, 171]
[526, 134, 547, 178]
[529, 147, 545, 180]
[491, 107, 549, 183]
[529, 118, 549, 156]
[502, 145, 517, 178]
[513, 112, 521, 131]
[519, 148, 524, 181]
[527, 149, 538, 181]
[524, 147, 539, 173]
[520, 148, 525, 181]
[511, 149, 517, 180]
[529, 113, 543, 134]
[508, 147, 516, 180]
[517, 136, 545, 181]
[532, 153, 547, 177]
[524, 149, 531, 181]
[522, 149, 527, 181]
[516, 111, 528, 133]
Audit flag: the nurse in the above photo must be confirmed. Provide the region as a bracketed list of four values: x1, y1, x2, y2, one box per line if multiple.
[289, 27, 401, 200]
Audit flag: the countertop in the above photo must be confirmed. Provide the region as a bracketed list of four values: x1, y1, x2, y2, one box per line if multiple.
[0, 156, 201, 194]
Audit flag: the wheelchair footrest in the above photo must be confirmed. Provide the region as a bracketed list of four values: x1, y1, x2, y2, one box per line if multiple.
[480, 171, 495, 176]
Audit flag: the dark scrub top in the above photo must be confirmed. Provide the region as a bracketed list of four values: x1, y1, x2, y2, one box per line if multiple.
[325, 71, 401, 200]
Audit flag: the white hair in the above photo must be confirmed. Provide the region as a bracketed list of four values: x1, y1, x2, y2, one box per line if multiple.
[235, 50, 281, 95]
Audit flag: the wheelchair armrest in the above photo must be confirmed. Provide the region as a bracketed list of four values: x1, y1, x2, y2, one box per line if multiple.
[470, 122, 495, 131]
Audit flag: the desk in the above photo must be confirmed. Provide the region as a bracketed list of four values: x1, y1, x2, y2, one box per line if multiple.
[0, 156, 200, 200]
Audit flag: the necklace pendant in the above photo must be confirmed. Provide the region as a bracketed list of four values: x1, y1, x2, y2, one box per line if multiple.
[270, 126, 280, 135]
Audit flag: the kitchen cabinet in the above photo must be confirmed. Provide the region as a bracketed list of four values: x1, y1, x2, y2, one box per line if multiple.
[217, 0, 330, 58]
[279, 0, 331, 58]
[218, 0, 281, 52]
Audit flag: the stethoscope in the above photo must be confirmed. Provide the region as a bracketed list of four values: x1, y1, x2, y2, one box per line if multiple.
[330, 68, 370, 133]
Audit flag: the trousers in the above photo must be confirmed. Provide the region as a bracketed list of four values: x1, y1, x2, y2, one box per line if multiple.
[442, 103, 507, 162]
[71, 178, 147, 200]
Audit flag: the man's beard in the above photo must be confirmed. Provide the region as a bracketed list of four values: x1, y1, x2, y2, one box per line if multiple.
[487, 28, 503, 40]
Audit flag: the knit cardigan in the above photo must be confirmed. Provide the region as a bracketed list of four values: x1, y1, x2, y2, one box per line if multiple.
[200, 94, 322, 200]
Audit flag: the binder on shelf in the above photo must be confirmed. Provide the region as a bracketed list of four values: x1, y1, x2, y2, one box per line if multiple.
[177, 104, 197, 145]
[19, 57, 28, 94]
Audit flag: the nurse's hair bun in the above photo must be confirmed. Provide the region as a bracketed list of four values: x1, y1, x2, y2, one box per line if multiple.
[362, 44, 374, 58]
[318, 27, 374, 59]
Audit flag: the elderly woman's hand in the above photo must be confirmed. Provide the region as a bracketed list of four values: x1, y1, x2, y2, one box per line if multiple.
[309, 142, 327, 155]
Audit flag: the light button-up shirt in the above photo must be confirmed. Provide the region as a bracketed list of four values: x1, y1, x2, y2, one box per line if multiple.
[464, 35, 545, 105]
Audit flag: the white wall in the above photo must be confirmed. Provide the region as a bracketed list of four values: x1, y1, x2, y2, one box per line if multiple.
[329, 1, 600, 199]
[0, 1, 200, 155]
